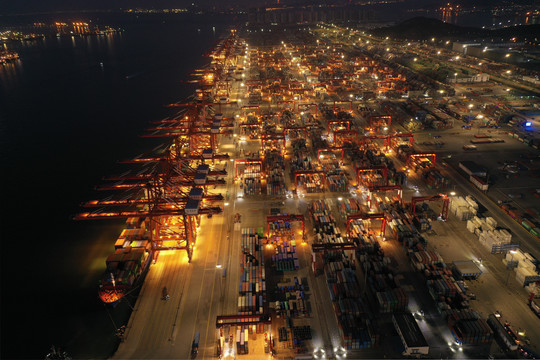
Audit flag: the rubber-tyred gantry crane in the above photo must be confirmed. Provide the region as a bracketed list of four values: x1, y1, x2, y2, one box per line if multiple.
[333, 100, 352, 113]
[267, 214, 306, 243]
[346, 213, 387, 235]
[367, 115, 391, 134]
[406, 152, 436, 170]
[297, 103, 318, 114]
[294, 170, 326, 191]
[387, 133, 414, 150]
[234, 159, 263, 180]
[284, 126, 308, 140]
[333, 129, 358, 146]
[410, 194, 449, 220]
[328, 120, 351, 132]
[241, 105, 260, 115]
[367, 185, 403, 206]
[317, 147, 345, 161]
[261, 132, 286, 152]
[361, 134, 389, 151]
[356, 165, 388, 188]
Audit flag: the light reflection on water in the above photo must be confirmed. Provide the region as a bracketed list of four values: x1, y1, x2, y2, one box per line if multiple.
[0, 60, 24, 93]
[1, 18, 226, 358]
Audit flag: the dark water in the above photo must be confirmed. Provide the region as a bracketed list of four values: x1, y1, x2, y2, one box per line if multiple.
[0, 14, 233, 359]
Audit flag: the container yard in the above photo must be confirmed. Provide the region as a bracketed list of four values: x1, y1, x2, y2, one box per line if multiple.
[75, 21, 540, 360]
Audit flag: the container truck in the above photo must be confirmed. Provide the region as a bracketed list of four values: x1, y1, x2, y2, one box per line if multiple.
[191, 332, 200, 358]
[487, 314, 518, 351]
[530, 300, 540, 318]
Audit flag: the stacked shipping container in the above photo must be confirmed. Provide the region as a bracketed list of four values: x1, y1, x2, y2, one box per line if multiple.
[238, 228, 266, 315]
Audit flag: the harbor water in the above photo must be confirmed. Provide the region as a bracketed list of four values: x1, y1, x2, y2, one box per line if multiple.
[0, 13, 233, 359]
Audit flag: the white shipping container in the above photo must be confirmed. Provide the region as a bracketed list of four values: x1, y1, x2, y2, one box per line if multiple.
[466, 196, 479, 209]
[466, 220, 477, 233]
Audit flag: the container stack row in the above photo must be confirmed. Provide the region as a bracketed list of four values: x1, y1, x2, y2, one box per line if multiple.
[296, 173, 325, 193]
[265, 150, 286, 195]
[409, 250, 471, 312]
[242, 171, 261, 196]
[337, 198, 362, 217]
[349, 220, 381, 254]
[421, 168, 450, 189]
[236, 326, 250, 355]
[323, 251, 374, 350]
[274, 281, 308, 318]
[449, 196, 478, 221]
[358, 251, 410, 315]
[411, 250, 444, 269]
[290, 152, 313, 173]
[382, 202, 428, 250]
[358, 172, 386, 188]
[326, 172, 348, 192]
[505, 250, 540, 286]
[447, 310, 493, 345]
[271, 240, 300, 271]
[501, 203, 540, 238]
[466, 216, 512, 253]
[238, 228, 266, 315]
[310, 200, 344, 243]
[318, 153, 341, 173]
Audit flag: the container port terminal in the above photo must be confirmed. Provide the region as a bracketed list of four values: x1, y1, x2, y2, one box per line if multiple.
[76, 23, 540, 359]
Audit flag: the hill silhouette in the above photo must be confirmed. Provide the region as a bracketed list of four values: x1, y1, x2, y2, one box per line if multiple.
[371, 17, 540, 40]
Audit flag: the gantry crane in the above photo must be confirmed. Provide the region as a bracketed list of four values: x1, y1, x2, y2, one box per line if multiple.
[261, 132, 286, 152]
[356, 166, 388, 188]
[368, 115, 392, 129]
[267, 214, 306, 243]
[333, 100, 353, 113]
[346, 213, 387, 236]
[387, 133, 414, 150]
[76, 156, 224, 261]
[317, 147, 345, 161]
[294, 170, 326, 192]
[410, 194, 449, 220]
[406, 152, 437, 171]
[333, 129, 358, 145]
[234, 159, 263, 180]
[284, 126, 308, 140]
[297, 103, 318, 114]
[241, 105, 260, 116]
[328, 119, 351, 132]
[360, 134, 389, 151]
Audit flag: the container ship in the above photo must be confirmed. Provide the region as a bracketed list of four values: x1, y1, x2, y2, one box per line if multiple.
[98, 217, 152, 305]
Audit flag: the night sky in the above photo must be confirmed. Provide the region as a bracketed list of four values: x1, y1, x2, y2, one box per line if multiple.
[0, 0, 528, 14]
